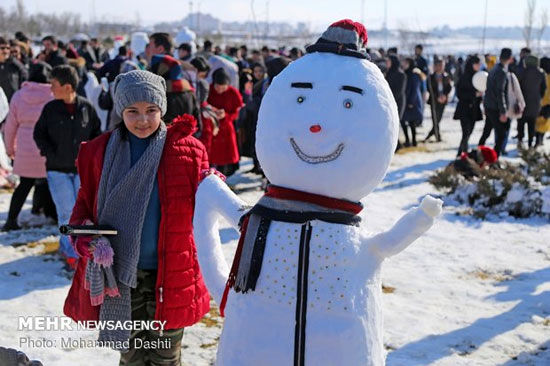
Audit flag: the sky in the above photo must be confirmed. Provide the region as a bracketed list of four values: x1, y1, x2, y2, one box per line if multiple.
[1, 0, 542, 30]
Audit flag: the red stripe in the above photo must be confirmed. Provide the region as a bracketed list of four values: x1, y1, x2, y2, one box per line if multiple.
[265, 185, 363, 214]
[220, 215, 250, 317]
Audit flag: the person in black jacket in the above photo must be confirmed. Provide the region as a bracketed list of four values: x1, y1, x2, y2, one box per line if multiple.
[33, 65, 101, 265]
[425, 58, 453, 142]
[478, 48, 513, 156]
[385, 54, 407, 121]
[41, 35, 68, 68]
[146, 33, 201, 126]
[454, 55, 484, 156]
[0, 36, 28, 103]
[517, 55, 547, 148]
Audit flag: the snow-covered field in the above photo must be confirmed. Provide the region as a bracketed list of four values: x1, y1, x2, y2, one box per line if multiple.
[0, 105, 549, 366]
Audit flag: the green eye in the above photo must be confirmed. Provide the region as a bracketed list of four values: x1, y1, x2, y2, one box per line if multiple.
[343, 99, 353, 109]
[297, 96, 305, 104]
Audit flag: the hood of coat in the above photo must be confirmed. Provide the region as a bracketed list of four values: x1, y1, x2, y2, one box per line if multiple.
[19, 81, 53, 105]
[525, 55, 539, 69]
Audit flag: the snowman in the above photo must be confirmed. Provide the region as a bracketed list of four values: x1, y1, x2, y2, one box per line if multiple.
[193, 20, 443, 366]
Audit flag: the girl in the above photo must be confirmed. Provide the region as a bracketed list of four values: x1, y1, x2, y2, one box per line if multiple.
[401, 58, 425, 147]
[63, 70, 210, 365]
[206, 67, 243, 177]
[3, 62, 57, 231]
[453, 55, 483, 156]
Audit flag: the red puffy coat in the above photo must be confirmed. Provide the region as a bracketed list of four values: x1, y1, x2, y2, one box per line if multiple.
[207, 85, 242, 166]
[63, 117, 211, 330]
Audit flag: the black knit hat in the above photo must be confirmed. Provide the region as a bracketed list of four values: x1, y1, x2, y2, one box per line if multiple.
[306, 19, 369, 60]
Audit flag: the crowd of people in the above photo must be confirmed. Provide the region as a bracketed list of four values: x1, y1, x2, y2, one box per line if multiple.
[0, 27, 549, 365]
[377, 44, 550, 157]
[0, 32, 549, 237]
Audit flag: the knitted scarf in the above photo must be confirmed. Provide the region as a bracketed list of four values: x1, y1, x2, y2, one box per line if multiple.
[84, 236, 119, 306]
[95, 124, 167, 350]
[220, 185, 363, 316]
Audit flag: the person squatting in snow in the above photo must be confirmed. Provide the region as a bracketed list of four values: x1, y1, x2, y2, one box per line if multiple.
[194, 19, 443, 366]
[63, 70, 210, 366]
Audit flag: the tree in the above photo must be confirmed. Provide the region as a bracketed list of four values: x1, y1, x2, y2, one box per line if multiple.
[536, 8, 548, 53]
[523, 0, 536, 48]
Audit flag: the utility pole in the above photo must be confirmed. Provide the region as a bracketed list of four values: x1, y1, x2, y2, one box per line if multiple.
[266, 0, 270, 39]
[361, 0, 365, 25]
[481, 0, 488, 53]
[384, 0, 388, 49]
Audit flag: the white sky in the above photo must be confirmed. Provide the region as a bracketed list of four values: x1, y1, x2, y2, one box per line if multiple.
[1, 0, 542, 30]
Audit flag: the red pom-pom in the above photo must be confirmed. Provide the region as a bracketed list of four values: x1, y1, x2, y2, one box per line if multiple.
[478, 145, 498, 165]
[171, 113, 198, 135]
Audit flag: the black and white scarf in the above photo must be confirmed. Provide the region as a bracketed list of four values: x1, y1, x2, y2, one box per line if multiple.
[220, 185, 363, 316]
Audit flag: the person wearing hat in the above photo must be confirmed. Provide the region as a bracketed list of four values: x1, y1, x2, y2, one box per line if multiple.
[206, 67, 243, 176]
[63, 70, 210, 365]
[3, 62, 57, 231]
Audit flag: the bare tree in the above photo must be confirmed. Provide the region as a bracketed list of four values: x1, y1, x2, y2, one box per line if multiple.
[536, 8, 548, 53]
[523, 0, 536, 48]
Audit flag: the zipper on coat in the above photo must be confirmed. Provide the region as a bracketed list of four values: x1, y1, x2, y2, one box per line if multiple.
[294, 221, 312, 366]
[156, 163, 167, 336]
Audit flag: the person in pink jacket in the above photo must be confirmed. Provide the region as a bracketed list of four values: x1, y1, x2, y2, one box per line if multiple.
[3, 62, 57, 231]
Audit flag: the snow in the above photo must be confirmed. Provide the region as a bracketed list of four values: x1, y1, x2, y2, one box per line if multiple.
[0, 105, 549, 365]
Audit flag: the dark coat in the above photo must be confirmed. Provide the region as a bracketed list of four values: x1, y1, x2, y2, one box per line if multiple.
[165, 91, 201, 128]
[0, 57, 28, 102]
[483, 63, 508, 114]
[454, 71, 483, 122]
[45, 50, 68, 68]
[403, 68, 424, 123]
[33, 96, 101, 173]
[97, 55, 127, 83]
[518, 56, 547, 119]
[81, 45, 110, 71]
[427, 72, 452, 105]
[385, 55, 407, 119]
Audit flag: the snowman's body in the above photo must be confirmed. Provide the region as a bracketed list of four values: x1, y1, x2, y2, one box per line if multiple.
[194, 33, 442, 365]
[218, 220, 384, 366]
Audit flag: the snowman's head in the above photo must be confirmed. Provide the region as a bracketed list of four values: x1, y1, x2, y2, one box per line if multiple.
[256, 51, 399, 202]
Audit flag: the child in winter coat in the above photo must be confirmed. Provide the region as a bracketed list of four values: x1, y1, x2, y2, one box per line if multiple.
[63, 70, 210, 365]
[3, 62, 57, 231]
[33, 65, 102, 267]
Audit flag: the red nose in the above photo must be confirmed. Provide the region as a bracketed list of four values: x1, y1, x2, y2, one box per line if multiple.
[309, 124, 322, 133]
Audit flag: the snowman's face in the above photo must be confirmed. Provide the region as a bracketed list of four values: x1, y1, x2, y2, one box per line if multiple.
[256, 53, 399, 201]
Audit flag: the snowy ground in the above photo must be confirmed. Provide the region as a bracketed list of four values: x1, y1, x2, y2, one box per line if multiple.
[0, 105, 549, 366]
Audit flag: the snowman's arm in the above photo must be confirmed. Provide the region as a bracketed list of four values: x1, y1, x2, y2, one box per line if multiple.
[363, 196, 443, 259]
[193, 174, 248, 304]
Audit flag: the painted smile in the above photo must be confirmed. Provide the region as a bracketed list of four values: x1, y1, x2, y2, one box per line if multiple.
[289, 138, 344, 164]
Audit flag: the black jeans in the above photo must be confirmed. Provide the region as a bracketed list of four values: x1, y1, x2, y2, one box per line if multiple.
[478, 117, 493, 146]
[7, 177, 57, 223]
[426, 103, 445, 141]
[458, 117, 476, 156]
[484, 109, 510, 156]
[517, 116, 536, 147]
[400, 120, 419, 146]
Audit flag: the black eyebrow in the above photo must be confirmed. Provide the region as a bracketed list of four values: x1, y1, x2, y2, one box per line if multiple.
[291, 82, 313, 89]
[341, 85, 363, 95]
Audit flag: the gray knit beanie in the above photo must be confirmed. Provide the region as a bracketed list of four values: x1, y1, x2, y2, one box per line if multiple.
[113, 70, 167, 117]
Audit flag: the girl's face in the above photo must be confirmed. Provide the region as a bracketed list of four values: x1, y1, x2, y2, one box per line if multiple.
[214, 83, 229, 94]
[473, 62, 481, 72]
[122, 101, 162, 138]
